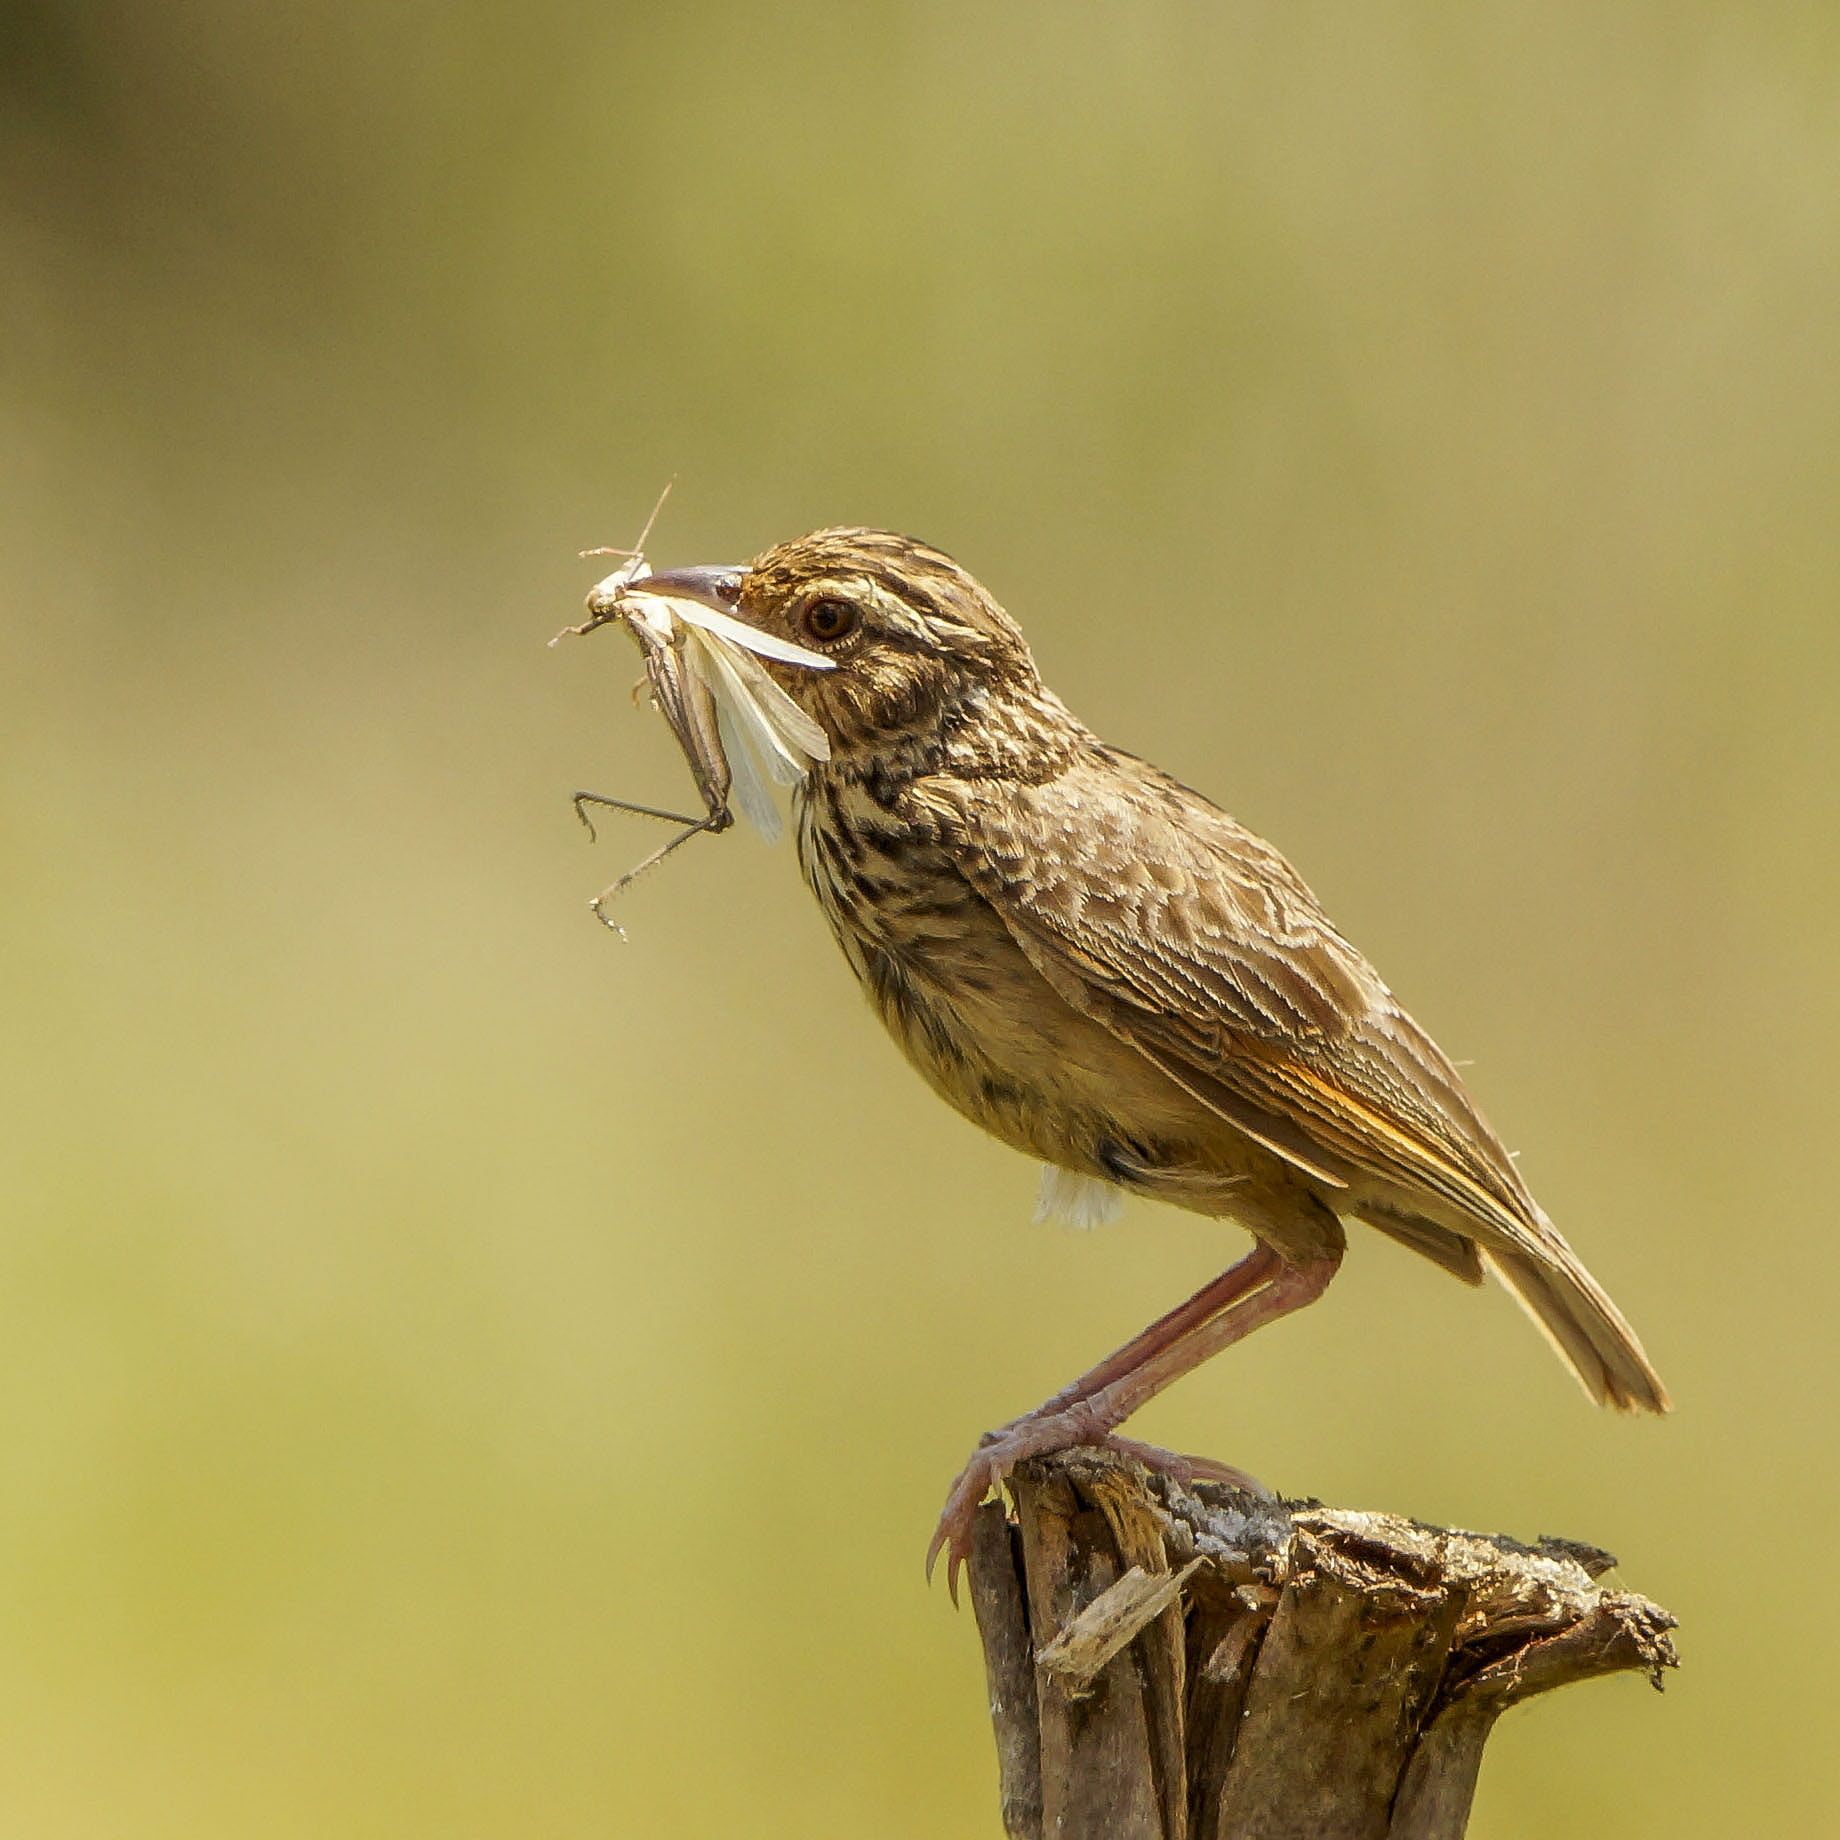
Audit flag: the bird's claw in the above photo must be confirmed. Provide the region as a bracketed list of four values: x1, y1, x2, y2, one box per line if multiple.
[925, 1421, 1271, 1603]
[925, 1403, 1114, 1603]
[925, 1444, 1013, 1605]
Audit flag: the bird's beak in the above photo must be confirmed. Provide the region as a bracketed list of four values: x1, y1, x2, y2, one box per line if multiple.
[559, 560, 753, 649]
[627, 564, 746, 612]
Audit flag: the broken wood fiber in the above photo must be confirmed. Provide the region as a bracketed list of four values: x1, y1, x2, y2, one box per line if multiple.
[964, 1448, 1676, 1840]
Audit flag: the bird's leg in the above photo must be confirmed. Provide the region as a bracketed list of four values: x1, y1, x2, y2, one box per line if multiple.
[1019, 1250, 1289, 1509]
[927, 1245, 1340, 1595]
[1029, 1243, 1285, 1415]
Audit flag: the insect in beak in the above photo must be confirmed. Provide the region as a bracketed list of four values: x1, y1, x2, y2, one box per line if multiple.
[555, 505, 835, 930]
[616, 564, 745, 614]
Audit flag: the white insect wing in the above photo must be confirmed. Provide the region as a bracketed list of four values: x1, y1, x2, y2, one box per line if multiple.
[662, 597, 838, 672]
[689, 628, 808, 787]
[698, 631, 831, 764]
[621, 591, 833, 843]
[713, 695, 783, 842]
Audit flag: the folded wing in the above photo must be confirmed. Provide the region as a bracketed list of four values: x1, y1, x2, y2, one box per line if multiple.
[916, 749, 1669, 1413]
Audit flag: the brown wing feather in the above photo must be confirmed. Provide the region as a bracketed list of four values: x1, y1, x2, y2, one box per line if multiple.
[922, 752, 1547, 1252]
[917, 751, 1669, 1413]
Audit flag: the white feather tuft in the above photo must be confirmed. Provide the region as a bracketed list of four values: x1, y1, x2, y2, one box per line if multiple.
[1034, 1165, 1126, 1230]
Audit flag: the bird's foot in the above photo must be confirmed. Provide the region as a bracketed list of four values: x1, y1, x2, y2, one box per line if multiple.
[926, 1402, 1112, 1602]
[925, 1409, 1270, 1602]
[1095, 1434, 1269, 1500]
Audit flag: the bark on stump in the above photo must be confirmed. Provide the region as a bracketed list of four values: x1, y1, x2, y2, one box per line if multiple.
[965, 1448, 1676, 1840]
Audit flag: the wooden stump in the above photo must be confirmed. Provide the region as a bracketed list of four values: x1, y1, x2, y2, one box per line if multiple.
[965, 1448, 1676, 1840]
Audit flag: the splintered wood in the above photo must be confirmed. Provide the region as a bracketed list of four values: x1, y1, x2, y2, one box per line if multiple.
[965, 1449, 1676, 1840]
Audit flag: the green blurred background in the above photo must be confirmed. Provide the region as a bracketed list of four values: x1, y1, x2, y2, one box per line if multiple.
[2, 3, 1834, 1833]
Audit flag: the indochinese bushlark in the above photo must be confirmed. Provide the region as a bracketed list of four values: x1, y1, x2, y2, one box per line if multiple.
[624, 529, 1669, 1589]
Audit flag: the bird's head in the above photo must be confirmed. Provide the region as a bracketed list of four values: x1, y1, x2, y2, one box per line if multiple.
[636, 528, 1050, 760]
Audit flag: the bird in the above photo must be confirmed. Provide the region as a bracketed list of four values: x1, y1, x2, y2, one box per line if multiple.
[628, 528, 1670, 1590]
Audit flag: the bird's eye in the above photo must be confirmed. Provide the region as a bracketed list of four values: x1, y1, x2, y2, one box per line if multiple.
[801, 597, 860, 643]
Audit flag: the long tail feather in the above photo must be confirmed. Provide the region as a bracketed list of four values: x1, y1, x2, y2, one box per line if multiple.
[1484, 1237, 1671, 1414]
